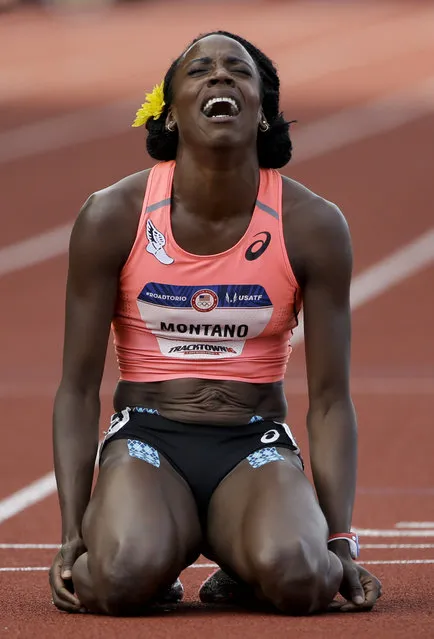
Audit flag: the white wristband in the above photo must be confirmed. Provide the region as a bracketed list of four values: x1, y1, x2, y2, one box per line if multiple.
[327, 532, 359, 559]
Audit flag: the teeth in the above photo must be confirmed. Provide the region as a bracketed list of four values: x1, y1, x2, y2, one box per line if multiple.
[203, 97, 239, 116]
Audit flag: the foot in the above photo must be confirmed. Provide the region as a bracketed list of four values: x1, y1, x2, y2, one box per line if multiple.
[199, 569, 254, 605]
[157, 578, 184, 604]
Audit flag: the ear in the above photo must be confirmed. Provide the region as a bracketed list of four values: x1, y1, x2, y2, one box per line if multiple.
[165, 109, 176, 130]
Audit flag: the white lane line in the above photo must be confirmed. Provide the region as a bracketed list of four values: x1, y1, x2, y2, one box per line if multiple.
[0, 563, 216, 573]
[361, 544, 434, 549]
[0, 473, 57, 526]
[0, 567, 50, 572]
[360, 560, 434, 565]
[0, 544, 59, 549]
[0, 224, 73, 278]
[2, 76, 434, 278]
[0, 98, 136, 165]
[284, 377, 434, 396]
[293, 227, 434, 343]
[292, 76, 434, 165]
[395, 522, 434, 528]
[2, 543, 434, 550]
[291, 226, 434, 345]
[357, 486, 434, 497]
[349, 229, 434, 310]
[1, 560, 434, 572]
[354, 529, 434, 537]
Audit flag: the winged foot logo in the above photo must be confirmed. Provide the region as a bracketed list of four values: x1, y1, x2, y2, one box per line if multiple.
[146, 219, 174, 265]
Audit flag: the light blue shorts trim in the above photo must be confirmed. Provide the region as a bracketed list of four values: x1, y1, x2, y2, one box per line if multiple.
[247, 447, 285, 469]
[127, 439, 160, 468]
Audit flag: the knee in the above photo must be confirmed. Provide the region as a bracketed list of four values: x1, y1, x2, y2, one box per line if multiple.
[88, 546, 178, 615]
[252, 539, 340, 615]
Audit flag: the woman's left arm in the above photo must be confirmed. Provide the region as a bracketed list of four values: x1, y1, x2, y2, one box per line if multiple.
[301, 199, 382, 611]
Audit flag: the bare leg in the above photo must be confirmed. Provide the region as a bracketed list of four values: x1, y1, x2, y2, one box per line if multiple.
[72, 440, 202, 615]
[202, 449, 342, 615]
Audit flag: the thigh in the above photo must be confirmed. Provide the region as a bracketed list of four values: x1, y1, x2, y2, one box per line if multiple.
[206, 447, 335, 586]
[82, 439, 202, 582]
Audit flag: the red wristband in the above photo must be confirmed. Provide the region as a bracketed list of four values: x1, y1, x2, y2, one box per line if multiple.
[327, 532, 359, 559]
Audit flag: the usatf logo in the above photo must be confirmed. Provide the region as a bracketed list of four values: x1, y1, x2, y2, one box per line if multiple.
[225, 292, 238, 304]
[191, 289, 218, 312]
[225, 292, 263, 303]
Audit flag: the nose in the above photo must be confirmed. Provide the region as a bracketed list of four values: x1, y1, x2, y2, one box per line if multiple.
[207, 66, 235, 87]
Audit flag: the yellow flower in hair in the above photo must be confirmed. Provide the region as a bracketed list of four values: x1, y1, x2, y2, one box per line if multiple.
[132, 80, 165, 128]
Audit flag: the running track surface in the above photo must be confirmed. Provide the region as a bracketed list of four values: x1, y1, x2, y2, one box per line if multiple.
[1, 1, 434, 636]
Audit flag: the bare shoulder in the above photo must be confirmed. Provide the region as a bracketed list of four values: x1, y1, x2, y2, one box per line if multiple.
[75, 168, 151, 233]
[280, 175, 352, 286]
[70, 168, 151, 266]
[281, 174, 349, 239]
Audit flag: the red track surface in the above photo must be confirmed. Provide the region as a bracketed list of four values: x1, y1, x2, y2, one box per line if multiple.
[1, 2, 434, 636]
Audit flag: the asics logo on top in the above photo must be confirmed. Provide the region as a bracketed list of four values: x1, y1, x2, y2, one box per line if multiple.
[245, 232, 271, 261]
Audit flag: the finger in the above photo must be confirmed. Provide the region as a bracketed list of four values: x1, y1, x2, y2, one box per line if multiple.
[51, 591, 82, 614]
[50, 570, 82, 613]
[338, 600, 375, 613]
[363, 577, 382, 606]
[60, 548, 77, 580]
[341, 567, 365, 606]
[49, 563, 80, 607]
[52, 580, 81, 607]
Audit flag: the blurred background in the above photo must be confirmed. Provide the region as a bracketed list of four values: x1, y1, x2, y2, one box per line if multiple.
[0, 0, 433, 537]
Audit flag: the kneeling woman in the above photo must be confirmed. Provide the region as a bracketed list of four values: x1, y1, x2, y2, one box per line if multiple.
[49, 30, 381, 616]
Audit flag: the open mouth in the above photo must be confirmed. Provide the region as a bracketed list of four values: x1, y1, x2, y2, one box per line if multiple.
[201, 97, 240, 119]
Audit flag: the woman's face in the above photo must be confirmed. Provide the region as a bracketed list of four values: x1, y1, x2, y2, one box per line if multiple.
[169, 34, 263, 154]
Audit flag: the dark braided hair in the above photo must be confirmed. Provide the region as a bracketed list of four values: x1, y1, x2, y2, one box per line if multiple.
[145, 31, 294, 169]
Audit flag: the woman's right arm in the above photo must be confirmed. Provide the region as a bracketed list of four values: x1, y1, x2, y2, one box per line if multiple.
[53, 189, 132, 544]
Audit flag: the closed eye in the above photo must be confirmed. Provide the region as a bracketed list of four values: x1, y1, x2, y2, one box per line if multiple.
[187, 67, 252, 77]
[187, 68, 208, 76]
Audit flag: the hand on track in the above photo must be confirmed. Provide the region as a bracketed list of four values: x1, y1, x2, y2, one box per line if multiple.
[49, 538, 87, 613]
[329, 559, 383, 612]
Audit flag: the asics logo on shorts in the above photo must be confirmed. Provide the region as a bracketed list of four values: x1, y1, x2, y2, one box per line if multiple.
[260, 429, 280, 444]
[105, 408, 131, 439]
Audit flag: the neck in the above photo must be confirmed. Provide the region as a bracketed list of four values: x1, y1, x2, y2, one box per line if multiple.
[172, 147, 260, 221]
